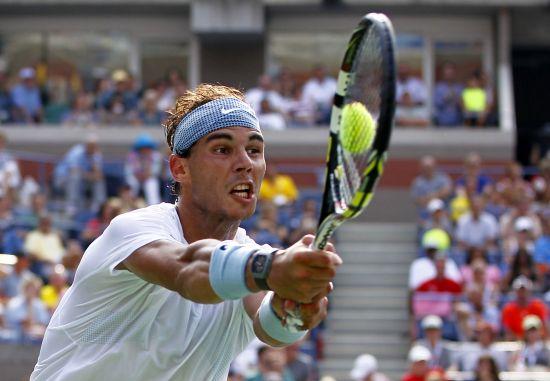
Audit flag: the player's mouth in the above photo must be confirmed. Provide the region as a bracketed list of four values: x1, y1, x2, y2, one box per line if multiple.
[229, 182, 254, 201]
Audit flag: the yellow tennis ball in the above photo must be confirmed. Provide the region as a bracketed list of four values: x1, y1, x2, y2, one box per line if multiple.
[340, 102, 377, 154]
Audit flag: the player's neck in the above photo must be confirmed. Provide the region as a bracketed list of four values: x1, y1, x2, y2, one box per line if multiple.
[175, 200, 240, 243]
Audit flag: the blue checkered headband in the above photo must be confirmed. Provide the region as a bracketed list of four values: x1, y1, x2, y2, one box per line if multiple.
[173, 97, 261, 155]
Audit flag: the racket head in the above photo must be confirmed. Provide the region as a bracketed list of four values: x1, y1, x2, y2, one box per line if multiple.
[314, 13, 397, 249]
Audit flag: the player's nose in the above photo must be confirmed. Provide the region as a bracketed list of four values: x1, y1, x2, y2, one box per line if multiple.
[232, 147, 253, 173]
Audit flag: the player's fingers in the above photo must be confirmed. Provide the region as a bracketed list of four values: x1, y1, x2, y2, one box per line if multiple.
[325, 242, 336, 253]
[295, 250, 342, 268]
[300, 235, 315, 247]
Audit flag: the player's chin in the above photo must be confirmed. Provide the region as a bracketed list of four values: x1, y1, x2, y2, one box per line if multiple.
[228, 194, 257, 219]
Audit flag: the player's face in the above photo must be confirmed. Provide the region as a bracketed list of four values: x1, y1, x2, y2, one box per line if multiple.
[183, 127, 265, 221]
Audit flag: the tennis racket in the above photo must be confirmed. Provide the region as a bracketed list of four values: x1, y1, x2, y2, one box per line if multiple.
[284, 13, 397, 330]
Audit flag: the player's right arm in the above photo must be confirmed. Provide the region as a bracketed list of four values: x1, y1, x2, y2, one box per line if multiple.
[118, 234, 341, 305]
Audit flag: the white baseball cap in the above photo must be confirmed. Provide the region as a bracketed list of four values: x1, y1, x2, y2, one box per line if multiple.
[512, 275, 534, 291]
[515, 216, 534, 232]
[523, 315, 542, 331]
[350, 354, 378, 380]
[427, 199, 444, 213]
[408, 345, 432, 363]
[422, 315, 443, 330]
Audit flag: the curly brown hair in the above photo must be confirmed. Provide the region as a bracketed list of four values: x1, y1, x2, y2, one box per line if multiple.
[162, 84, 245, 155]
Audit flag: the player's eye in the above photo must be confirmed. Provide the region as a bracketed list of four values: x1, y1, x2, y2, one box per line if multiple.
[246, 146, 262, 155]
[213, 146, 230, 154]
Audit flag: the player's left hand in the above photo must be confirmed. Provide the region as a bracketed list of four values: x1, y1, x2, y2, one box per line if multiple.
[271, 290, 330, 331]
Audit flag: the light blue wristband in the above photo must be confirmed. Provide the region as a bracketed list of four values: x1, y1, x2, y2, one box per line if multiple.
[259, 291, 308, 344]
[209, 241, 256, 300]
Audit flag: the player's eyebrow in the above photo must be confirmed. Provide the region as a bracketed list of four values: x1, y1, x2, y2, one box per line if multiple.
[248, 132, 264, 143]
[205, 132, 233, 143]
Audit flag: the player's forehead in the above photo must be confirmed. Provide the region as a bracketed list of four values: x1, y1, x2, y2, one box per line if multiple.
[200, 126, 264, 144]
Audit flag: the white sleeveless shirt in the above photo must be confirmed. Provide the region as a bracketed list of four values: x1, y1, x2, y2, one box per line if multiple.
[31, 203, 256, 381]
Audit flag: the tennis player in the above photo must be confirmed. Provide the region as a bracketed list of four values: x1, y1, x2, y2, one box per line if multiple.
[30, 84, 340, 380]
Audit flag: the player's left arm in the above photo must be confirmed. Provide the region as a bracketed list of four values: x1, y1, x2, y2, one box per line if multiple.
[243, 291, 329, 347]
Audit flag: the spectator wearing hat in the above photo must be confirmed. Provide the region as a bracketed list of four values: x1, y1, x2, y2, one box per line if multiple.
[402, 346, 432, 381]
[259, 165, 299, 207]
[409, 229, 461, 291]
[54, 135, 107, 215]
[500, 197, 541, 258]
[415, 315, 452, 369]
[510, 315, 550, 371]
[455, 321, 508, 372]
[10, 67, 43, 123]
[502, 275, 548, 340]
[423, 199, 452, 238]
[455, 195, 499, 254]
[125, 134, 162, 205]
[4, 274, 50, 343]
[411, 156, 453, 221]
[532, 158, 550, 208]
[350, 353, 391, 381]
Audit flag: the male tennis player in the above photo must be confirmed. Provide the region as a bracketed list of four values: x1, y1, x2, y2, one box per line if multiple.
[31, 84, 340, 380]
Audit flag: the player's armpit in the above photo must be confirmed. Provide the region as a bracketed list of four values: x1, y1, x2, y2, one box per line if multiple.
[121, 238, 224, 304]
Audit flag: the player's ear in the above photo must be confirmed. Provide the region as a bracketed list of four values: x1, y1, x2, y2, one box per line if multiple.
[169, 154, 190, 185]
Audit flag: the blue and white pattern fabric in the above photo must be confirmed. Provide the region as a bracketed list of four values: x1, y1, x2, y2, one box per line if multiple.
[173, 97, 260, 155]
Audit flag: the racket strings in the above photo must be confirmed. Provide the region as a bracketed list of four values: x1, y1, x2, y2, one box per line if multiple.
[336, 25, 384, 211]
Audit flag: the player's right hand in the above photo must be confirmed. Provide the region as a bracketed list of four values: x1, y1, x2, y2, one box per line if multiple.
[267, 235, 342, 303]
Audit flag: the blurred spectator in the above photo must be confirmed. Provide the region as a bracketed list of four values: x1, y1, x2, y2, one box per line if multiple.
[40, 266, 68, 315]
[112, 184, 146, 214]
[402, 345, 432, 381]
[4, 274, 49, 343]
[138, 89, 165, 126]
[13, 193, 49, 230]
[461, 73, 488, 128]
[125, 134, 163, 205]
[455, 195, 499, 253]
[500, 199, 541, 259]
[433, 62, 463, 127]
[455, 284, 501, 340]
[460, 249, 502, 290]
[252, 201, 287, 247]
[80, 199, 121, 248]
[24, 214, 65, 279]
[0, 65, 14, 124]
[61, 240, 83, 282]
[54, 135, 107, 215]
[246, 75, 286, 117]
[503, 248, 540, 292]
[10, 67, 43, 123]
[416, 254, 463, 295]
[395, 91, 430, 127]
[396, 64, 428, 107]
[410, 156, 453, 219]
[246, 345, 295, 381]
[0, 253, 32, 299]
[532, 158, 550, 209]
[501, 275, 548, 340]
[104, 69, 139, 112]
[473, 355, 501, 381]
[156, 68, 186, 113]
[454, 322, 508, 372]
[510, 315, 550, 371]
[422, 199, 452, 236]
[0, 131, 22, 199]
[409, 229, 460, 290]
[62, 92, 98, 127]
[285, 342, 318, 381]
[534, 216, 550, 289]
[301, 66, 336, 125]
[259, 166, 299, 206]
[350, 353, 390, 381]
[455, 152, 492, 196]
[100, 92, 139, 125]
[258, 98, 287, 131]
[285, 86, 315, 127]
[416, 315, 452, 369]
[495, 162, 533, 207]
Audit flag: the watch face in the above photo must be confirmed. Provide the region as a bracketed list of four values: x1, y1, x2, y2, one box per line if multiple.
[253, 255, 267, 273]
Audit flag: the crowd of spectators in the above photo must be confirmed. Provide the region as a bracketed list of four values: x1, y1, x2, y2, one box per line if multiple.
[0, 61, 499, 130]
[406, 151, 550, 380]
